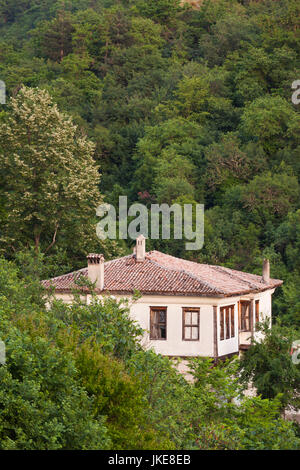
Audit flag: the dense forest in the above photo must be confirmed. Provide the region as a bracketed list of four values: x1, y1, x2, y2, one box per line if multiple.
[1, 0, 300, 328]
[0, 0, 300, 450]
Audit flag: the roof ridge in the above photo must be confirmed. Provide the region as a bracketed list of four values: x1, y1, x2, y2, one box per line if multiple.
[148, 250, 224, 270]
[210, 265, 262, 289]
[147, 257, 225, 295]
[148, 251, 281, 286]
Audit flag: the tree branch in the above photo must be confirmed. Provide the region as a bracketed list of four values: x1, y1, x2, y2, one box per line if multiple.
[45, 224, 59, 254]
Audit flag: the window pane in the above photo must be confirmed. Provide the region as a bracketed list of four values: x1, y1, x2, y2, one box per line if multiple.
[192, 312, 198, 325]
[150, 311, 158, 339]
[192, 327, 198, 339]
[185, 327, 191, 339]
[185, 311, 192, 325]
[255, 301, 259, 325]
[241, 305, 245, 330]
[160, 326, 166, 339]
[226, 308, 230, 339]
[159, 311, 166, 323]
[246, 305, 250, 330]
[220, 309, 224, 341]
[238, 301, 241, 330]
[231, 306, 235, 338]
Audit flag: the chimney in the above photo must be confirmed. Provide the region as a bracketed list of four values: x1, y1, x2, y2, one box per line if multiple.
[135, 235, 146, 262]
[87, 253, 104, 290]
[262, 259, 270, 284]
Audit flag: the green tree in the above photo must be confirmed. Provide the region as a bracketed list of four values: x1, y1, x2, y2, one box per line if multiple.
[51, 293, 144, 362]
[204, 134, 267, 197]
[226, 172, 300, 225]
[132, 117, 207, 201]
[239, 321, 300, 411]
[74, 340, 173, 449]
[190, 357, 300, 450]
[0, 86, 102, 257]
[32, 9, 74, 62]
[240, 95, 300, 155]
[0, 259, 109, 450]
[133, 0, 182, 24]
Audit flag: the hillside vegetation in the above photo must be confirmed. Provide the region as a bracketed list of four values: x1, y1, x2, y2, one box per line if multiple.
[0, 258, 299, 449]
[0, 0, 300, 323]
[0, 0, 300, 450]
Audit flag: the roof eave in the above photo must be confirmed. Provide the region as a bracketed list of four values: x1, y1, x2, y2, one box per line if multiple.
[43, 281, 283, 298]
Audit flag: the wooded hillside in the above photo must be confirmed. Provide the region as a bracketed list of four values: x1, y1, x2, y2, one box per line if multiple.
[0, 0, 299, 328]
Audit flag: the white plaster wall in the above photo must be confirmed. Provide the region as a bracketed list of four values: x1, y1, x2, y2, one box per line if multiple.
[51, 293, 87, 304]
[253, 289, 273, 341]
[51, 293, 215, 357]
[129, 295, 214, 357]
[51, 289, 274, 358]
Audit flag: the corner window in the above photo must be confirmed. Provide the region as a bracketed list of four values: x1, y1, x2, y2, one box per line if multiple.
[255, 300, 260, 327]
[220, 305, 235, 340]
[239, 301, 251, 332]
[182, 308, 200, 341]
[150, 307, 167, 340]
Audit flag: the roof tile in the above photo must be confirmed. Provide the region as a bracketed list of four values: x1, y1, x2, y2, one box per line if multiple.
[42, 250, 283, 297]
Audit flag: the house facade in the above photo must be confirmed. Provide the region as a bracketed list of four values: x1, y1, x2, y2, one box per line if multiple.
[43, 236, 283, 361]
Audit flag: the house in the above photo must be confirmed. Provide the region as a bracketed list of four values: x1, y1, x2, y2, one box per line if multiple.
[42, 235, 283, 361]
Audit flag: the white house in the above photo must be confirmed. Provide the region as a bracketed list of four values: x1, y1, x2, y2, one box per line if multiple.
[42, 235, 283, 361]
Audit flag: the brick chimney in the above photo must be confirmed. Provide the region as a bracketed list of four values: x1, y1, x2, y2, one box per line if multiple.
[135, 235, 146, 262]
[87, 253, 104, 290]
[262, 259, 270, 284]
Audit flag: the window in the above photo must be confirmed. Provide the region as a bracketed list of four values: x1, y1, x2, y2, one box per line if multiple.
[255, 300, 260, 326]
[226, 308, 230, 339]
[182, 308, 200, 341]
[150, 307, 167, 340]
[231, 306, 235, 338]
[220, 308, 225, 341]
[220, 305, 235, 340]
[239, 301, 250, 332]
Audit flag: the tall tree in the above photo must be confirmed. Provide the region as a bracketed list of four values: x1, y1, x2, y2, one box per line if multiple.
[0, 86, 102, 256]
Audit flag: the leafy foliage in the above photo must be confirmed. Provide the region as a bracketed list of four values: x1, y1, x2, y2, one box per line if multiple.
[0, 260, 109, 450]
[239, 321, 300, 410]
[0, 259, 299, 449]
[0, 2, 299, 324]
[0, 0, 300, 449]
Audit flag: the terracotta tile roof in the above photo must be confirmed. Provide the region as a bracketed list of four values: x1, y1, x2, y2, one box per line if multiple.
[42, 250, 283, 297]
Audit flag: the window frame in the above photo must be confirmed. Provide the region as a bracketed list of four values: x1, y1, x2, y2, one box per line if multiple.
[220, 305, 235, 341]
[255, 300, 260, 327]
[182, 307, 200, 341]
[220, 307, 225, 341]
[150, 306, 167, 341]
[239, 300, 251, 332]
